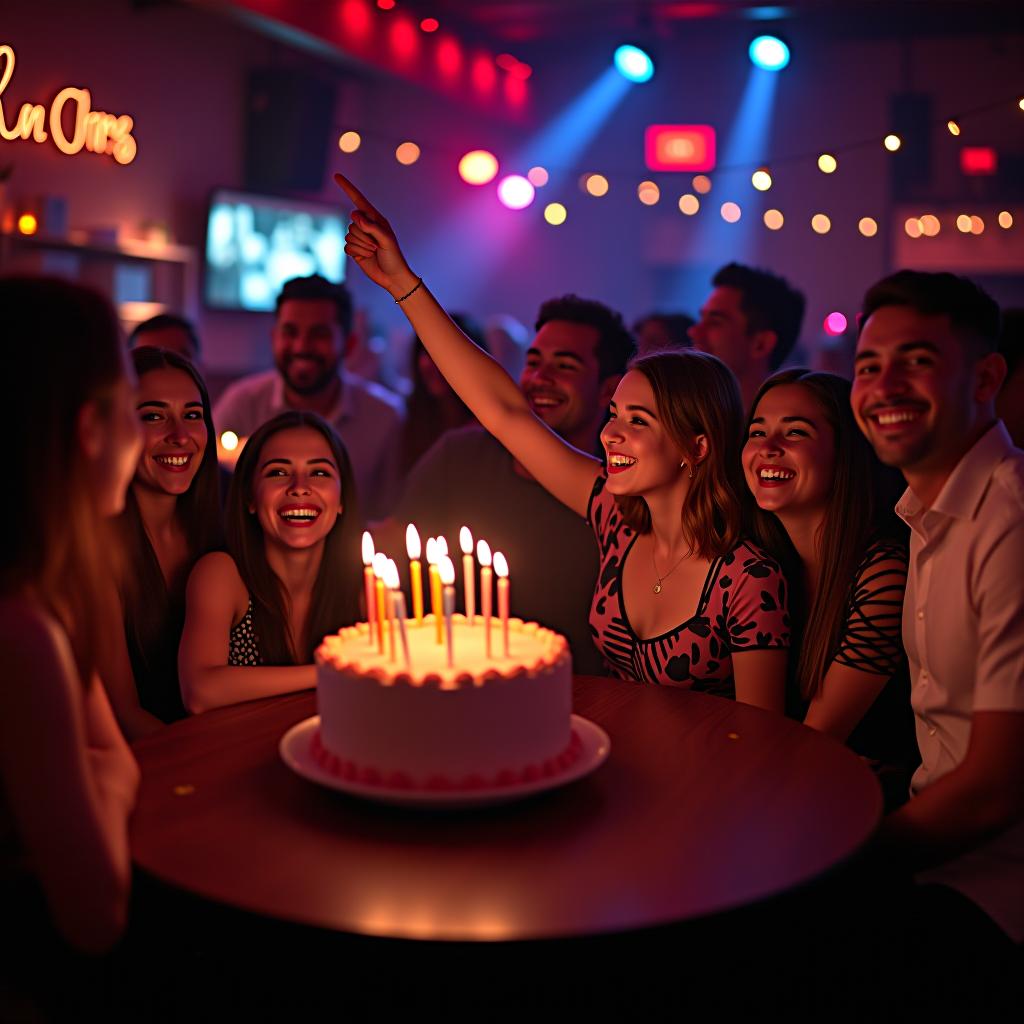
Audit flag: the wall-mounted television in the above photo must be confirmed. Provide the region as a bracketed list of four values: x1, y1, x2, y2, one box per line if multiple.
[204, 188, 346, 312]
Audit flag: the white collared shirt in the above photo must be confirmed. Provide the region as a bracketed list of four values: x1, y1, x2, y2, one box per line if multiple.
[897, 421, 1024, 940]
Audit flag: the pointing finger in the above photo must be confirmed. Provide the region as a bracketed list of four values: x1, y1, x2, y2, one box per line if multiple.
[334, 172, 382, 218]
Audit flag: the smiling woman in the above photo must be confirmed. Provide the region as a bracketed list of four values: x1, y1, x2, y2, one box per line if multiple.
[333, 171, 790, 709]
[744, 369, 917, 806]
[178, 411, 362, 713]
[99, 348, 222, 738]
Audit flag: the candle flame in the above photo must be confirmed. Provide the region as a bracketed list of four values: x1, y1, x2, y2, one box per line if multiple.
[439, 555, 456, 586]
[477, 539, 492, 566]
[406, 523, 421, 560]
[372, 552, 388, 578]
[493, 551, 509, 579]
[436, 536, 449, 557]
[425, 537, 438, 565]
[383, 558, 400, 590]
[459, 525, 473, 554]
[361, 531, 375, 567]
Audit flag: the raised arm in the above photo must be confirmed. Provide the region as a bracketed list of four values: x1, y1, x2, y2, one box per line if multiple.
[335, 173, 602, 519]
[178, 552, 315, 714]
[0, 600, 138, 953]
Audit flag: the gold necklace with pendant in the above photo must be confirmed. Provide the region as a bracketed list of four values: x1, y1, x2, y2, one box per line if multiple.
[651, 545, 688, 594]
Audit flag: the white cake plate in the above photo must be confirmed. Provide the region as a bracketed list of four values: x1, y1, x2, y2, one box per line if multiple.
[279, 714, 610, 810]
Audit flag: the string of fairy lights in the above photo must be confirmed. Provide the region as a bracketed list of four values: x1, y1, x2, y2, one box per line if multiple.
[336, 93, 1023, 238]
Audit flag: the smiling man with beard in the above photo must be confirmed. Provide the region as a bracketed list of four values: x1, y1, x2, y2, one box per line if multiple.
[213, 275, 405, 518]
[849, 270, 1023, 997]
[386, 295, 634, 675]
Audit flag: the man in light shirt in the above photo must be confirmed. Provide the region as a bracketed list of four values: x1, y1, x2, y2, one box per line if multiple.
[851, 270, 1023, 985]
[213, 275, 404, 519]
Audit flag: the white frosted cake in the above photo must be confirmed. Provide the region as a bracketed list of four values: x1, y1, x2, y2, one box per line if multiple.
[314, 614, 578, 790]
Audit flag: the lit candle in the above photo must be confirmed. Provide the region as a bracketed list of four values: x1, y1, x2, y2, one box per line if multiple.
[406, 524, 424, 625]
[361, 531, 377, 647]
[493, 551, 510, 657]
[384, 559, 411, 671]
[372, 552, 388, 653]
[477, 539, 493, 658]
[440, 555, 456, 669]
[426, 537, 443, 644]
[384, 559, 406, 666]
[459, 526, 475, 625]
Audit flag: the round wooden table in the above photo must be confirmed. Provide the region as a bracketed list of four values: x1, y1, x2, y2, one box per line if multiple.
[131, 677, 881, 942]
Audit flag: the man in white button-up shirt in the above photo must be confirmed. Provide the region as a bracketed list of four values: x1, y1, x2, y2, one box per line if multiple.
[851, 270, 1023, 954]
[214, 276, 405, 520]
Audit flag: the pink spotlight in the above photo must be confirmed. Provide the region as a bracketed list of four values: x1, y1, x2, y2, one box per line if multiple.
[824, 312, 848, 336]
[497, 175, 536, 210]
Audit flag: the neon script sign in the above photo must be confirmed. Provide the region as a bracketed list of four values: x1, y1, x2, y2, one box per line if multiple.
[0, 44, 137, 165]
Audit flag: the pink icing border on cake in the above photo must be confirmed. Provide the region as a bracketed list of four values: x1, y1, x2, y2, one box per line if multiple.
[309, 726, 584, 792]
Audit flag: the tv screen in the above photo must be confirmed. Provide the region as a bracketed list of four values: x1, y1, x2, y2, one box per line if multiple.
[204, 188, 346, 312]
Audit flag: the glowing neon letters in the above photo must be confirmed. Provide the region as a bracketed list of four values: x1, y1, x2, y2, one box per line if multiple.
[0, 44, 137, 165]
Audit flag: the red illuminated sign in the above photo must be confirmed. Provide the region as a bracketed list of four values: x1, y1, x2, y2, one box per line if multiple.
[645, 124, 716, 172]
[960, 147, 997, 176]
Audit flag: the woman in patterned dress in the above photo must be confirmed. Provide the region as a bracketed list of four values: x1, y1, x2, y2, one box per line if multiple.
[744, 370, 918, 803]
[179, 412, 362, 712]
[336, 173, 790, 708]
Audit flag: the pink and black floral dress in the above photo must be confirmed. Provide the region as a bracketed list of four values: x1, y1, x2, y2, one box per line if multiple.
[587, 475, 790, 696]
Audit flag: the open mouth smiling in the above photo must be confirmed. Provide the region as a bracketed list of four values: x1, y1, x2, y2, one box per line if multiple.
[758, 466, 795, 481]
[153, 453, 193, 470]
[528, 391, 565, 410]
[866, 404, 927, 428]
[607, 454, 637, 474]
[278, 504, 322, 526]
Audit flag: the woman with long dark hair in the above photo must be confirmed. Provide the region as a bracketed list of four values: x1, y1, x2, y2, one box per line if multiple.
[334, 174, 789, 707]
[102, 347, 221, 736]
[0, 277, 141, 953]
[743, 369, 917, 802]
[179, 411, 362, 712]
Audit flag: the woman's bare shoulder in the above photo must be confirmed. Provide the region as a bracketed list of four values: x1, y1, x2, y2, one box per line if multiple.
[185, 552, 248, 610]
[0, 595, 78, 711]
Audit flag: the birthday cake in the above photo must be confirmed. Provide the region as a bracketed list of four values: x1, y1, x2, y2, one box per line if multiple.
[314, 614, 578, 791]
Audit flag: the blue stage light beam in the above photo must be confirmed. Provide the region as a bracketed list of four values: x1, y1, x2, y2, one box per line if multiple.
[670, 66, 781, 315]
[413, 66, 633, 307]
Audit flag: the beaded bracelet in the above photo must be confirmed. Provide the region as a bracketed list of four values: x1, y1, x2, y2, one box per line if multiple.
[395, 277, 423, 303]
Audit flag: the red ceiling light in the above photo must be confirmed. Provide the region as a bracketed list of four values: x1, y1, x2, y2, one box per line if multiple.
[508, 62, 532, 80]
[495, 53, 519, 71]
[960, 146, 998, 176]
[389, 15, 419, 62]
[471, 53, 497, 95]
[420, 17, 439, 33]
[436, 35, 462, 77]
[645, 125, 716, 172]
[376, 0, 396, 10]
[340, 0, 373, 41]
